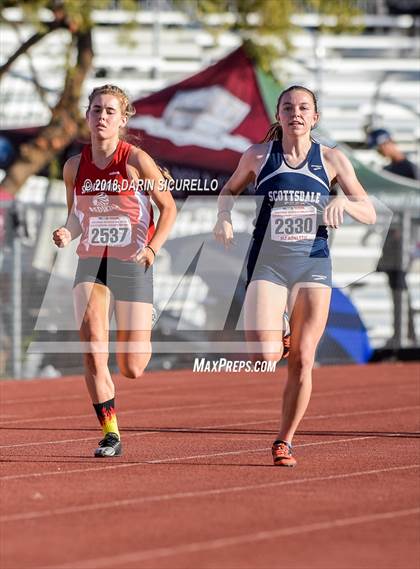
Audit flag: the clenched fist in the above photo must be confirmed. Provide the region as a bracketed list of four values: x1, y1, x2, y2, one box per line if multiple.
[213, 212, 234, 249]
[52, 227, 72, 248]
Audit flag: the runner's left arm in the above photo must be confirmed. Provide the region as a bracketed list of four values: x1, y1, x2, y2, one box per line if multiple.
[130, 148, 177, 266]
[323, 148, 376, 228]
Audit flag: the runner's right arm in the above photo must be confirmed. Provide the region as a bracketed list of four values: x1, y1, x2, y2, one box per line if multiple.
[213, 145, 264, 248]
[53, 155, 82, 248]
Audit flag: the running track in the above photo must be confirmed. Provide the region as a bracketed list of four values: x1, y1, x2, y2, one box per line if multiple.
[1, 362, 419, 569]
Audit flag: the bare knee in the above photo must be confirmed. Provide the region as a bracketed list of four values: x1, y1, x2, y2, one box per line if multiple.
[250, 336, 283, 365]
[289, 345, 316, 375]
[257, 350, 283, 365]
[121, 366, 145, 379]
[118, 354, 150, 379]
[80, 324, 109, 374]
[121, 364, 145, 379]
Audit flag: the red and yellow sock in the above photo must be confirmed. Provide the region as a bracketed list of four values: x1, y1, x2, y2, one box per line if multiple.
[93, 398, 120, 439]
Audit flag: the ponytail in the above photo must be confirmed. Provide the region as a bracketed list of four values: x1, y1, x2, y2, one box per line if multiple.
[261, 123, 283, 143]
[157, 164, 173, 182]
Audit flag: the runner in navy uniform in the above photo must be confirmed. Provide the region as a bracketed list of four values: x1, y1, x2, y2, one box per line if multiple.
[249, 138, 333, 288]
[214, 86, 376, 467]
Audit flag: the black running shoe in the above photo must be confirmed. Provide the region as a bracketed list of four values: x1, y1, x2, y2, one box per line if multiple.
[94, 432, 122, 458]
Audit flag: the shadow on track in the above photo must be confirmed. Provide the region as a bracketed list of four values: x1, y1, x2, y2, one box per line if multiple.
[1, 426, 419, 437]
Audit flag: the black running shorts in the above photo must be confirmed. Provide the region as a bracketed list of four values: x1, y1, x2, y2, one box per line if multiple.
[73, 256, 153, 303]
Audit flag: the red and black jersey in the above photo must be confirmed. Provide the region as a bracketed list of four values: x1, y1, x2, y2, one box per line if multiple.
[73, 140, 155, 260]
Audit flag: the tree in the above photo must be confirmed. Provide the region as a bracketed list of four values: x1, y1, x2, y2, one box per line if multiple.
[178, 0, 362, 71]
[1, 0, 362, 196]
[1, 0, 97, 195]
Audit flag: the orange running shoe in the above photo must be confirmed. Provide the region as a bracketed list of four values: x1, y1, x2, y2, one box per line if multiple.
[272, 440, 297, 467]
[282, 312, 290, 359]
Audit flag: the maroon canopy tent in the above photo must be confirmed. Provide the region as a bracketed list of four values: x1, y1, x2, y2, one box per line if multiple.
[129, 46, 281, 184]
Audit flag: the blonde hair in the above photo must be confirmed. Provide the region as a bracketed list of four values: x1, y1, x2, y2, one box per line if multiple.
[157, 164, 173, 182]
[87, 84, 136, 118]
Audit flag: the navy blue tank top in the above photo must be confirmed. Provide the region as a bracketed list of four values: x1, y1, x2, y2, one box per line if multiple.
[252, 140, 332, 257]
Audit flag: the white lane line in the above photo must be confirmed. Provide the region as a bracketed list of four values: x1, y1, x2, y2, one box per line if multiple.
[0, 379, 240, 406]
[229, 405, 420, 419]
[306, 405, 420, 421]
[2, 379, 418, 421]
[1, 464, 418, 524]
[1, 404, 418, 450]
[2, 381, 415, 406]
[0, 397, 278, 427]
[46, 507, 420, 569]
[0, 414, 277, 453]
[0, 412, 313, 452]
[197, 436, 269, 441]
[0, 416, 276, 450]
[0, 374, 275, 406]
[0, 435, 389, 481]
[146, 436, 376, 465]
[0, 381, 201, 406]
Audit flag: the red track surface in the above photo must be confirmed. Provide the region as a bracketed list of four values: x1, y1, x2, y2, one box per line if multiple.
[0, 362, 419, 569]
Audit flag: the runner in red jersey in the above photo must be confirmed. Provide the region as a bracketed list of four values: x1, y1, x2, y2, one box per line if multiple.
[53, 85, 176, 457]
[73, 139, 156, 261]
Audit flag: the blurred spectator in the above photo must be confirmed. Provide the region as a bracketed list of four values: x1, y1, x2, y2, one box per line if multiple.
[367, 128, 418, 180]
[367, 128, 418, 346]
[0, 136, 15, 170]
[386, 0, 420, 16]
[0, 188, 13, 375]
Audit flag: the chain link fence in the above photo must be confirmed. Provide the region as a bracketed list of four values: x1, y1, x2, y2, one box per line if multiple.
[0, 179, 419, 379]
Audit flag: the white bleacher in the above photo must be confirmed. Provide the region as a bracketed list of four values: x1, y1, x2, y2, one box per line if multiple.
[1, 6, 419, 350]
[275, 29, 419, 151]
[1, 7, 419, 152]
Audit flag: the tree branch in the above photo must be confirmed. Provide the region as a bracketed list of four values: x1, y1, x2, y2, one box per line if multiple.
[1, 29, 94, 196]
[9, 19, 57, 111]
[0, 18, 65, 80]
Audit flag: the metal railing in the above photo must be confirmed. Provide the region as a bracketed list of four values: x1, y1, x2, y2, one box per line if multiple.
[0, 195, 419, 379]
